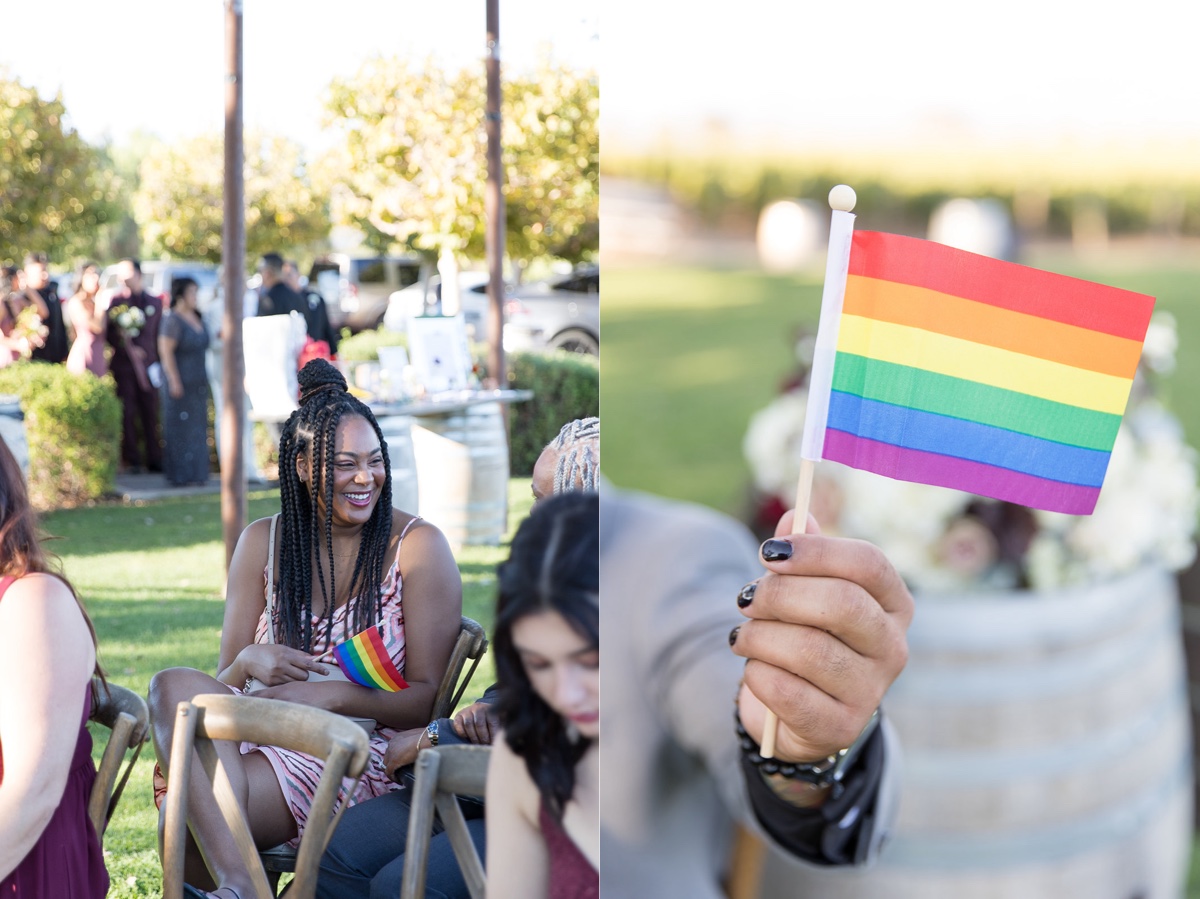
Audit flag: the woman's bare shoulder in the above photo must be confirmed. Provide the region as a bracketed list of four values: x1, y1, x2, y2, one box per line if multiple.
[0, 573, 90, 643]
[390, 510, 451, 552]
[228, 515, 280, 578]
[241, 515, 278, 547]
[488, 731, 541, 814]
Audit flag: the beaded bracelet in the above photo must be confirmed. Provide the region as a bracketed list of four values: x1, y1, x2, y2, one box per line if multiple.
[735, 709, 880, 787]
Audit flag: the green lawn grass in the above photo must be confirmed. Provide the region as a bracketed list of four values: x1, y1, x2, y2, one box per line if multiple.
[48, 481, 532, 899]
[603, 254, 1200, 896]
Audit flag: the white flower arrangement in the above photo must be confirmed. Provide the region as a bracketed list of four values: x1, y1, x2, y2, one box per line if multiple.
[109, 304, 147, 339]
[742, 313, 1199, 593]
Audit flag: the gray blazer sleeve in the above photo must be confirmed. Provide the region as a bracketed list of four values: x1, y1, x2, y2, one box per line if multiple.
[600, 487, 898, 879]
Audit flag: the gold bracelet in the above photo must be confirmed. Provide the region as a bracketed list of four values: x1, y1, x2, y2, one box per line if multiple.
[415, 729, 426, 752]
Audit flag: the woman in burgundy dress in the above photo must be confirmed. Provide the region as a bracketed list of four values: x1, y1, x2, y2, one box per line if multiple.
[0, 436, 109, 897]
[486, 492, 599, 899]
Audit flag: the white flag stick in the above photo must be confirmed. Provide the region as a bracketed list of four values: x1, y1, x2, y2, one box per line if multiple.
[760, 184, 857, 760]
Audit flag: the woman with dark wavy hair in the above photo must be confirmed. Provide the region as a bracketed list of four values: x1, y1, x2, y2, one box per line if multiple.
[486, 490, 599, 899]
[149, 358, 462, 899]
[0, 436, 109, 896]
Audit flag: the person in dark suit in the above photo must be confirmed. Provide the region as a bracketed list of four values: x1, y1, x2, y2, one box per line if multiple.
[283, 259, 340, 355]
[106, 258, 164, 473]
[22, 252, 68, 364]
[255, 253, 305, 319]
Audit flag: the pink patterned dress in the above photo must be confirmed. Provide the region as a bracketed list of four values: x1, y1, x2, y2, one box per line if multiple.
[241, 518, 421, 841]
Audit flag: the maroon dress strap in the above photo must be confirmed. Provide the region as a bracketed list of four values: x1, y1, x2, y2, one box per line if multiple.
[538, 801, 599, 899]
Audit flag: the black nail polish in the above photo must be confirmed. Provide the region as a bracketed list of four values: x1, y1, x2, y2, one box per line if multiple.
[729, 625, 741, 646]
[737, 582, 757, 608]
[761, 538, 794, 562]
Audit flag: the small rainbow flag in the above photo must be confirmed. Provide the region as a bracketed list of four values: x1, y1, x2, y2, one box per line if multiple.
[333, 625, 410, 692]
[802, 227, 1155, 515]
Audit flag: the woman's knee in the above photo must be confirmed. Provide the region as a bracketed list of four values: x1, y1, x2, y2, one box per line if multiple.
[148, 667, 223, 730]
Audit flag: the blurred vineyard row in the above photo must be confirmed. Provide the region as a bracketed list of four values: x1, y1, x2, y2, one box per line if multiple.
[603, 138, 1200, 238]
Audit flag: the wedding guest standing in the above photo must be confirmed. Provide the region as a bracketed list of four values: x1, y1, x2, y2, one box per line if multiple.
[66, 262, 109, 377]
[106, 259, 163, 473]
[158, 277, 211, 487]
[0, 436, 109, 897]
[23, 252, 68, 364]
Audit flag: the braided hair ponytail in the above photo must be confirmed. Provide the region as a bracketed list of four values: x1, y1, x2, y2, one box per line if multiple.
[550, 417, 600, 494]
[275, 359, 394, 651]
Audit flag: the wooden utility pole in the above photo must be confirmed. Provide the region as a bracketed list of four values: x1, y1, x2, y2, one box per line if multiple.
[485, 0, 506, 395]
[221, 0, 247, 569]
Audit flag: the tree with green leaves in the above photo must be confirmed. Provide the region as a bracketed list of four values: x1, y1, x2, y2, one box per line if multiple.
[132, 132, 330, 269]
[0, 74, 121, 265]
[321, 57, 598, 272]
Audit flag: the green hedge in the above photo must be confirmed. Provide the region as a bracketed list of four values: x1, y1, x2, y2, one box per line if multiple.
[336, 328, 409, 362]
[505, 352, 599, 476]
[0, 362, 122, 508]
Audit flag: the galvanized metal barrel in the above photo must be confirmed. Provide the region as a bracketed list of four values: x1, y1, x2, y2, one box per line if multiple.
[375, 413, 419, 516]
[762, 566, 1192, 899]
[409, 402, 508, 551]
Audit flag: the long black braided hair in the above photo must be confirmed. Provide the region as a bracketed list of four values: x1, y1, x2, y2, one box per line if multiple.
[493, 491, 599, 820]
[275, 358, 394, 652]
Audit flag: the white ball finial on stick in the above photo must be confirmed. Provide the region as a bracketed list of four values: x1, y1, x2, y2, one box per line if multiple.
[829, 184, 857, 212]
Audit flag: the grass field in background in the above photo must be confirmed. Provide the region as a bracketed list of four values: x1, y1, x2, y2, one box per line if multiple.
[48, 482, 532, 899]
[602, 256, 1200, 515]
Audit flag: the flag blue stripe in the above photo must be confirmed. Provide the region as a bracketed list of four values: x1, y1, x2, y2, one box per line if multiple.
[827, 391, 1110, 488]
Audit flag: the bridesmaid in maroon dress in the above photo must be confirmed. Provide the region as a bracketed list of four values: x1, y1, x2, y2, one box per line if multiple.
[486, 492, 599, 899]
[0, 436, 108, 898]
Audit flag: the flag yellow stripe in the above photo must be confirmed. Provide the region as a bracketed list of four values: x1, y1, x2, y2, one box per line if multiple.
[836, 314, 1133, 415]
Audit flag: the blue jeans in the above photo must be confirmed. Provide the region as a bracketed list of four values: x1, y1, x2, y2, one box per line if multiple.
[316, 789, 486, 899]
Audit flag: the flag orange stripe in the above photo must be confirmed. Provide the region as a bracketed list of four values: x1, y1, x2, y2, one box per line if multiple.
[362, 627, 407, 690]
[843, 274, 1144, 379]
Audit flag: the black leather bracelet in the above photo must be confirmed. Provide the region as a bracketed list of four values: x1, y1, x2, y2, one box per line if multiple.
[735, 709, 881, 788]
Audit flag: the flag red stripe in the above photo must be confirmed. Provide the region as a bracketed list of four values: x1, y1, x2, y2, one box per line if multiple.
[848, 231, 1154, 342]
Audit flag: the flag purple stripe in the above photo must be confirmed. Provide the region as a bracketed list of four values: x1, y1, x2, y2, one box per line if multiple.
[822, 429, 1101, 515]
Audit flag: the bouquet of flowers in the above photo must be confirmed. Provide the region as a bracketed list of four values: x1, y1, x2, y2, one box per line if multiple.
[109, 304, 146, 340]
[742, 313, 1198, 593]
[10, 305, 48, 358]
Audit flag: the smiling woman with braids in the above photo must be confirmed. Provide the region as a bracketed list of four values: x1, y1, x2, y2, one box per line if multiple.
[148, 358, 463, 899]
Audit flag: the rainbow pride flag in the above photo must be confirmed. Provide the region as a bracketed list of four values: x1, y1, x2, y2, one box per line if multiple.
[802, 226, 1155, 515]
[333, 625, 410, 691]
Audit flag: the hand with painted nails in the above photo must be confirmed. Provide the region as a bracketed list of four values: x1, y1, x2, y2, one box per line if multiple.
[730, 510, 914, 766]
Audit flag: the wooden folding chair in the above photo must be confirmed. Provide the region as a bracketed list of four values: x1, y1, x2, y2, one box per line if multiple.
[400, 744, 490, 899]
[88, 677, 150, 839]
[261, 615, 489, 892]
[430, 616, 489, 721]
[160, 693, 370, 899]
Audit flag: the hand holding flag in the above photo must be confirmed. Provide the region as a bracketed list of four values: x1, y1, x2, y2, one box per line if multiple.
[756, 184, 1155, 758]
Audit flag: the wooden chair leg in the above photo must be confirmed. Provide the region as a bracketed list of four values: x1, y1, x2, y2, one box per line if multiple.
[726, 823, 766, 899]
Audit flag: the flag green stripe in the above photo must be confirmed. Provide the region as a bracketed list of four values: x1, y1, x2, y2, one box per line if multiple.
[831, 353, 1121, 452]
